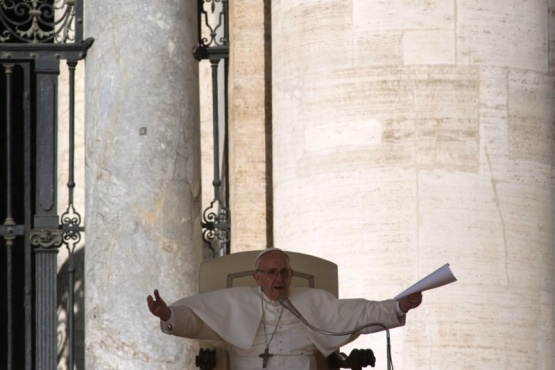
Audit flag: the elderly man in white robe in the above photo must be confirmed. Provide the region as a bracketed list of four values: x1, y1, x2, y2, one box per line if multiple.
[147, 248, 423, 370]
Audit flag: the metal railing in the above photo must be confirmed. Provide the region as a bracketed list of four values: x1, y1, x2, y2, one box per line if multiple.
[1, 1, 91, 369]
[195, 0, 231, 258]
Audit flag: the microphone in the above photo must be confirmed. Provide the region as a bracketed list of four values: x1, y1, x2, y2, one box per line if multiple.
[278, 296, 393, 370]
[278, 296, 303, 319]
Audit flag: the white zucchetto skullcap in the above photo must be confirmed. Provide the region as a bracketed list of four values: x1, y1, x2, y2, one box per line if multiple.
[254, 248, 288, 266]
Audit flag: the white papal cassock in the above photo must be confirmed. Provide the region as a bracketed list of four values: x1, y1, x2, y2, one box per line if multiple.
[160, 286, 405, 370]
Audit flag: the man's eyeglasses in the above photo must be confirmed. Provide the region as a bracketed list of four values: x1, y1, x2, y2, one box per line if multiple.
[256, 268, 293, 279]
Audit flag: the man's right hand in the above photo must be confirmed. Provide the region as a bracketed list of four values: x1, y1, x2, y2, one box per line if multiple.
[147, 289, 172, 321]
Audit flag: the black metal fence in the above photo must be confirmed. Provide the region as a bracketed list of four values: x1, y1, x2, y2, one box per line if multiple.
[1, 1, 91, 369]
[196, 0, 231, 259]
[1, 1, 229, 368]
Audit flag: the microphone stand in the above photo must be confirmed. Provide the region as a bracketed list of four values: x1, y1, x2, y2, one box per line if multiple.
[279, 296, 392, 370]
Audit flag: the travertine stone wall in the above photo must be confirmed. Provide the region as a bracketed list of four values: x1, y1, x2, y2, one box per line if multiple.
[84, 1, 202, 369]
[272, 1, 555, 369]
[228, 0, 273, 251]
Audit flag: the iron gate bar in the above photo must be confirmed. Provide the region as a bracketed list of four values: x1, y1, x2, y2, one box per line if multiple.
[1, 1, 91, 369]
[0, 50, 92, 370]
[197, 0, 229, 49]
[0, 0, 85, 44]
[67, 60, 77, 370]
[0, 224, 24, 234]
[61, 58, 84, 370]
[23, 59, 32, 370]
[31, 57, 63, 370]
[2, 61, 16, 370]
[32, 59, 60, 228]
[196, 0, 231, 256]
[65, 244, 76, 369]
[200, 56, 231, 253]
[0, 37, 94, 60]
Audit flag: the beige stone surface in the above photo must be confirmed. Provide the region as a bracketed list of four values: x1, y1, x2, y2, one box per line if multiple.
[63, 0, 555, 368]
[456, 0, 548, 70]
[508, 70, 554, 164]
[403, 30, 455, 65]
[228, 0, 272, 251]
[270, 0, 555, 369]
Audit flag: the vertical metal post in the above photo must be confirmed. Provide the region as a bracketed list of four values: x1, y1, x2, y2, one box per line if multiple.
[1, 1, 92, 368]
[33, 59, 60, 229]
[67, 248, 75, 369]
[31, 58, 62, 370]
[66, 59, 78, 370]
[22, 62, 33, 370]
[3, 62, 15, 370]
[210, 58, 221, 199]
[34, 248, 58, 370]
[197, 0, 231, 255]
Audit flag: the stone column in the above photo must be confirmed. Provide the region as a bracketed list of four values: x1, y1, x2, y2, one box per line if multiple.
[85, 2, 202, 369]
[272, 0, 554, 369]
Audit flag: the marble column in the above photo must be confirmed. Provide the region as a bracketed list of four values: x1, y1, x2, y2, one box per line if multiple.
[85, 1, 202, 369]
[272, 0, 554, 369]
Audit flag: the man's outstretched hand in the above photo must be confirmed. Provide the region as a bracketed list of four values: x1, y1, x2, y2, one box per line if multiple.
[147, 289, 171, 321]
[399, 292, 423, 313]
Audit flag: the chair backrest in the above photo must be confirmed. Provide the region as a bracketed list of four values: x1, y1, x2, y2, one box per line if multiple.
[197, 250, 339, 370]
[199, 250, 338, 295]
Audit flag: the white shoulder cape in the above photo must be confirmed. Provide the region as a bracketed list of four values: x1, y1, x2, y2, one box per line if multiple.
[171, 286, 388, 357]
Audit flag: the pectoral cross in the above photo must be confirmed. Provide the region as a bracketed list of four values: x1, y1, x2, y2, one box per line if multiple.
[259, 347, 273, 368]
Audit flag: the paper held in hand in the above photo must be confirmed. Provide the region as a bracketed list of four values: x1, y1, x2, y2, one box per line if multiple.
[394, 263, 457, 300]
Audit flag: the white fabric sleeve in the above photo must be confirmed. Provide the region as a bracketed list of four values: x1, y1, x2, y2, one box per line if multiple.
[355, 299, 406, 335]
[159, 305, 223, 341]
[160, 307, 177, 334]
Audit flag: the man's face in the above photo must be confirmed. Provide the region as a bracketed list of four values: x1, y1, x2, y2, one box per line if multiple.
[253, 251, 293, 301]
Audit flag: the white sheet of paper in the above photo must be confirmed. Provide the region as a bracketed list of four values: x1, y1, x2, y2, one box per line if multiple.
[394, 263, 457, 300]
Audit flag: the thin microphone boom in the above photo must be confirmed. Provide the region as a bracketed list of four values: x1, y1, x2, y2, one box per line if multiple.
[279, 296, 388, 335]
[278, 296, 304, 319]
[279, 296, 393, 370]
